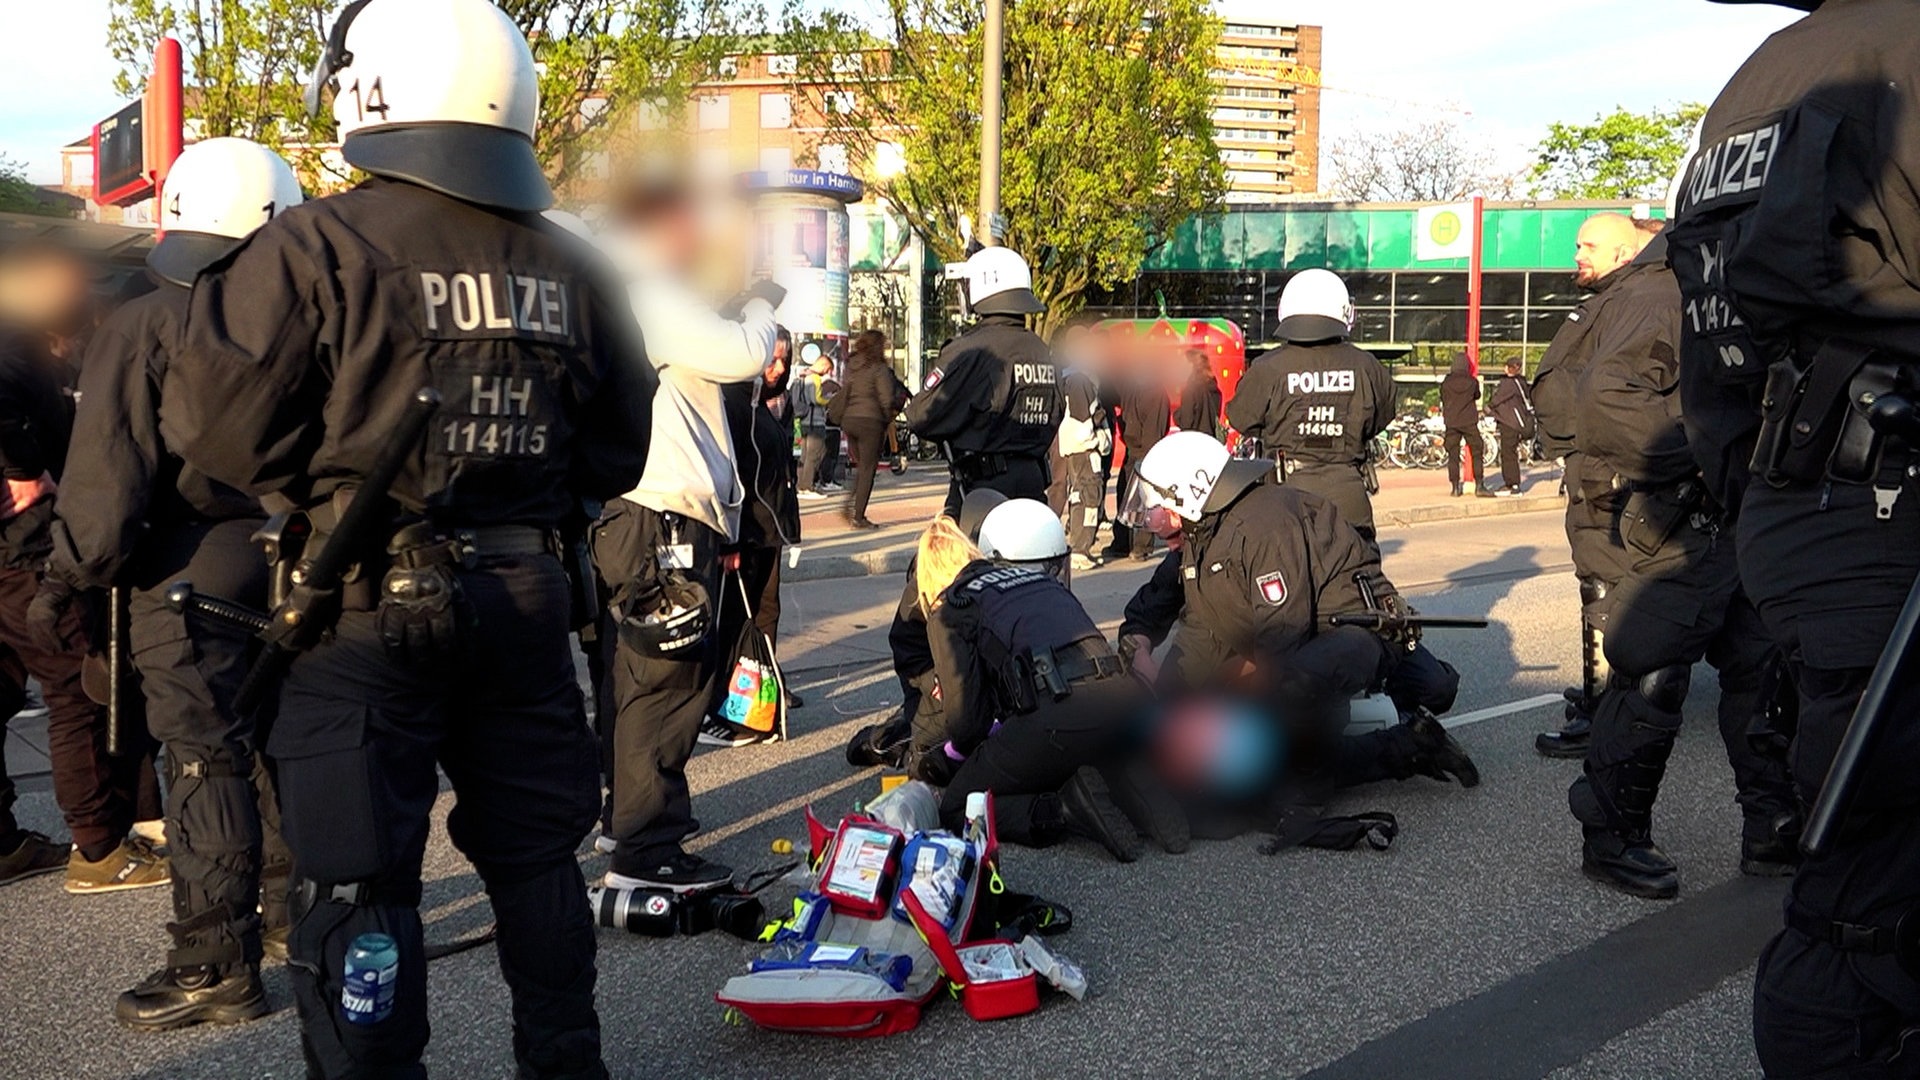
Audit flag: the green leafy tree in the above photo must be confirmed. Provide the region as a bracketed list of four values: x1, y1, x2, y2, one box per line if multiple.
[0, 156, 72, 217]
[789, 0, 1227, 333]
[106, 0, 765, 191]
[1529, 103, 1707, 200]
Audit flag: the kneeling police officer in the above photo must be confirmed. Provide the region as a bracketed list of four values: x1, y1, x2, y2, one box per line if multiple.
[161, 1, 653, 1075]
[905, 247, 1062, 514]
[38, 138, 299, 1030]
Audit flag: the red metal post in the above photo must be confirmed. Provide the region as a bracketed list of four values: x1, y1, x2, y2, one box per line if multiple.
[146, 36, 183, 234]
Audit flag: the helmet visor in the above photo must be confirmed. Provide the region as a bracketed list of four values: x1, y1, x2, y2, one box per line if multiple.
[304, 0, 373, 117]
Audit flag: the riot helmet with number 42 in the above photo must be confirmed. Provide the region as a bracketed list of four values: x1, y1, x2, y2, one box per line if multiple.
[305, 0, 550, 212]
[1136, 431, 1233, 524]
[147, 137, 303, 286]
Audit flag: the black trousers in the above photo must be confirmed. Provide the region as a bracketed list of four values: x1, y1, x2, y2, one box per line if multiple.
[844, 420, 888, 522]
[941, 455, 1049, 518]
[1281, 460, 1376, 543]
[0, 566, 157, 855]
[0, 646, 30, 842]
[130, 518, 289, 970]
[719, 545, 781, 651]
[1741, 477, 1920, 1078]
[1496, 423, 1524, 488]
[592, 502, 721, 872]
[1061, 450, 1105, 556]
[798, 431, 831, 492]
[1568, 519, 1794, 845]
[936, 680, 1135, 846]
[1444, 426, 1486, 487]
[271, 555, 603, 1080]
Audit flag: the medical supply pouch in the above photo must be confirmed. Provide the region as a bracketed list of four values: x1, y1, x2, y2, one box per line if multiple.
[750, 941, 914, 992]
[818, 821, 903, 918]
[890, 833, 973, 930]
[903, 889, 1041, 1022]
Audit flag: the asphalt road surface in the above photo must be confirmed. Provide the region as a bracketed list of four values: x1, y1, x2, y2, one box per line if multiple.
[0, 511, 1782, 1079]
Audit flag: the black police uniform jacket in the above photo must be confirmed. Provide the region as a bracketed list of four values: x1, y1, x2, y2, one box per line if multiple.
[926, 560, 1106, 756]
[0, 332, 77, 568]
[1530, 257, 1658, 463]
[1120, 463, 1398, 688]
[161, 178, 654, 526]
[1574, 235, 1695, 493]
[46, 281, 261, 591]
[1225, 341, 1393, 467]
[904, 314, 1061, 459]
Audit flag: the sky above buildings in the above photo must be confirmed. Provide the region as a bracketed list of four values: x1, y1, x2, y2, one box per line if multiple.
[0, 0, 1804, 185]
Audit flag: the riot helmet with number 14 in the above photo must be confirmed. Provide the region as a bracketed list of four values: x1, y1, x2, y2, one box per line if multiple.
[146, 137, 303, 286]
[305, 0, 550, 211]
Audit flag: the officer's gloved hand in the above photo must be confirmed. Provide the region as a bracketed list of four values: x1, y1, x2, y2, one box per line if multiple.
[376, 562, 470, 667]
[910, 743, 963, 787]
[25, 577, 75, 654]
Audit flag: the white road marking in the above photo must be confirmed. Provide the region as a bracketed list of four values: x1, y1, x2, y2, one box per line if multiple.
[1440, 692, 1565, 730]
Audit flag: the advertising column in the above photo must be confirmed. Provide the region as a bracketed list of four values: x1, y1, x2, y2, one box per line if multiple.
[741, 169, 866, 372]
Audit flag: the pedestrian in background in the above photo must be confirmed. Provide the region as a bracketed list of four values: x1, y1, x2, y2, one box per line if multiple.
[763, 328, 793, 423]
[1106, 344, 1171, 561]
[1440, 355, 1493, 498]
[1487, 359, 1534, 496]
[836, 328, 908, 529]
[790, 347, 839, 501]
[1173, 347, 1222, 438]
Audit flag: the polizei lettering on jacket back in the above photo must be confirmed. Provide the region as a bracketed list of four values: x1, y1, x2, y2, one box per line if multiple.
[1285, 370, 1355, 395]
[1013, 361, 1057, 427]
[1676, 121, 1781, 216]
[419, 271, 573, 340]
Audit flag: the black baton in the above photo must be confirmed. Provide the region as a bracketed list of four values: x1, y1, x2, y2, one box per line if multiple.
[232, 387, 442, 713]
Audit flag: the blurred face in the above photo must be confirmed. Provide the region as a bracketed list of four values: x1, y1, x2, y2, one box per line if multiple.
[0, 249, 91, 342]
[1573, 218, 1638, 288]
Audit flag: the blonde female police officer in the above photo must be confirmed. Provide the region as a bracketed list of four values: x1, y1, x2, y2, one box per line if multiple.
[161, 1, 653, 1075]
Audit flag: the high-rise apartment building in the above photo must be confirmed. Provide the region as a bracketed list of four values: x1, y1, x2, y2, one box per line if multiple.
[1212, 18, 1323, 200]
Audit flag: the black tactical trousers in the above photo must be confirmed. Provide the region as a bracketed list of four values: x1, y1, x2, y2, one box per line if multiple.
[129, 518, 289, 971]
[942, 455, 1049, 517]
[271, 555, 603, 1080]
[1741, 479, 1920, 1078]
[1569, 519, 1795, 847]
[592, 501, 722, 874]
[1061, 450, 1105, 556]
[1282, 460, 1375, 541]
[1444, 426, 1487, 488]
[937, 680, 1134, 845]
[1496, 423, 1524, 489]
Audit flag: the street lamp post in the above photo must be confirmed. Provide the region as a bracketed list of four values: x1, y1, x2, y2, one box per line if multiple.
[979, 0, 1004, 247]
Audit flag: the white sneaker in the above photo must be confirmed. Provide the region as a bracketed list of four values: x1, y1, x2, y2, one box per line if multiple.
[1070, 554, 1099, 571]
[1497, 487, 1524, 497]
[697, 717, 772, 748]
[818, 482, 844, 492]
[797, 489, 828, 501]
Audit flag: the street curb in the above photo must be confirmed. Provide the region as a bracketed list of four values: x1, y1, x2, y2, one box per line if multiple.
[786, 493, 1566, 582]
[1377, 493, 1564, 528]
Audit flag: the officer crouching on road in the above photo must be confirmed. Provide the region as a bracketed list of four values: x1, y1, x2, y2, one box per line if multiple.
[1225, 269, 1395, 550]
[904, 246, 1062, 515]
[1670, 1, 1920, 1071]
[159, 0, 654, 1075]
[1561, 224, 1797, 901]
[910, 503, 1175, 863]
[34, 138, 298, 1031]
[1117, 433, 1478, 825]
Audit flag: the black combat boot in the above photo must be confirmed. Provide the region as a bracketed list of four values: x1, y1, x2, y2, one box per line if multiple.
[1450, 482, 1464, 497]
[1055, 767, 1141, 863]
[115, 965, 269, 1031]
[1406, 710, 1480, 787]
[1582, 832, 1679, 899]
[1741, 812, 1803, 877]
[1535, 689, 1596, 759]
[1101, 760, 1191, 854]
[844, 710, 911, 768]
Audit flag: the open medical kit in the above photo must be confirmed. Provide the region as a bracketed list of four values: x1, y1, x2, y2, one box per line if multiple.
[716, 784, 1084, 1036]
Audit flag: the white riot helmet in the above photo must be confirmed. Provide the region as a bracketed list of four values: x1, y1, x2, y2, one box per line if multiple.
[963, 247, 1046, 316]
[304, 0, 549, 211]
[1136, 431, 1233, 523]
[978, 499, 1069, 562]
[148, 138, 303, 286]
[1276, 268, 1354, 344]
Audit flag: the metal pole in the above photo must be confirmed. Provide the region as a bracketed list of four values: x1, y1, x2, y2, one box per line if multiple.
[1462, 194, 1485, 484]
[979, 0, 1005, 247]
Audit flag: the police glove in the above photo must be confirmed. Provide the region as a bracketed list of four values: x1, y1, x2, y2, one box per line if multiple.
[376, 563, 471, 668]
[25, 577, 76, 654]
[743, 278, 788, 311]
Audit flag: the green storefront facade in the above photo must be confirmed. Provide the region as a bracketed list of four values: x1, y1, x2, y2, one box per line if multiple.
[848, 200, 1656, 377]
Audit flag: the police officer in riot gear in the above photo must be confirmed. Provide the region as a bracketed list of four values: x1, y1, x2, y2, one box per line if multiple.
[161, 1, 652, 1074]
[1530, 214, 1654, 759]
[1672, 2, 1920, 1072]
[911, 511, 1145, 862]
[35, 138, 299, 1030]
[1120, 433, 1478, 797]
[1559, 227, 1797, 901]
[1226, 269, 1395, 547]
[905, 246, 1063, 514]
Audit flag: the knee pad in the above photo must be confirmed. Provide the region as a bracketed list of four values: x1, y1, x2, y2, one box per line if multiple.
[1638, 665, 1692, 712]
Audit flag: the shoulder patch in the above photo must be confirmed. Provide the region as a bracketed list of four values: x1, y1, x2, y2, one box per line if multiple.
[1255, 570, 1288, 607]
[923, 368, 944, 390]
